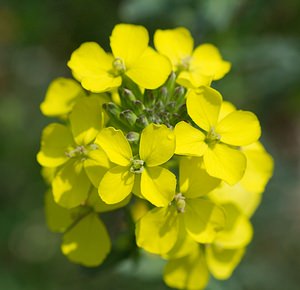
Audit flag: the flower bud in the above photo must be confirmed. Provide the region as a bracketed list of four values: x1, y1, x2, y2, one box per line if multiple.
[136, 115, 149, 128]
[126, 131, 140, 143]
[120, 109, 137, 126]
[103, 102, 121, 118]
[132, 100, 145, 115]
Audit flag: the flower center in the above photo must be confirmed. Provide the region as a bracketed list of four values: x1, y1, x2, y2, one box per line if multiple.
[65, 144, 98, 160]
[113, 57, 126, 74]
[174, 193, 186, 213]
[206, 127, 221, 145]
[177, 56, 191, 71]
[130, 158, 145, 174]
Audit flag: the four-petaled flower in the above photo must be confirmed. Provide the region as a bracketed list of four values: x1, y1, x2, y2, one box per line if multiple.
[68, 24, 172, 93]
[175, 86, 261, 185]
[154, 27, 231, 88]
[95, 123, 176, 207]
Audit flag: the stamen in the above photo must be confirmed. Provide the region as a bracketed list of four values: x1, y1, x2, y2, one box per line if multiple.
[130, 158, 145, 174]
[65, 145, 88, 158]
[113, 57, 126, 74]
[178, 56, 191, 70]
[206, 127, 221, 145]
[174, 193, 186, 213]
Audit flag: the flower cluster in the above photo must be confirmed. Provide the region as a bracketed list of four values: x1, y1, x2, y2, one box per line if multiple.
[37, 24, 274, 289]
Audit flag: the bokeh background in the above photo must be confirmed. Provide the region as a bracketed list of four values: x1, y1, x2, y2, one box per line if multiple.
[1, 0, 300, 289]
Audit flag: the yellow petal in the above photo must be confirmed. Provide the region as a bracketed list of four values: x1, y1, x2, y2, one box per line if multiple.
[164, 217, 199, 259]
[130, 199, 149, 222]
[80, 72, 122, 93]
[179, 157, 220, 198]
[44, 190, 75, 233]
[99, 166, 134, 204]
[131, 173, 142, 198]
[135, 207, 179, 255]
[241, 142, 274, 194]
[41, 167, 57, 184]
[186, 86, 222, 131]
[184, 199, 225, 244]
[40, 78, 85, 117]
[174, 121, 207, 157]
[214, 203, 253, 249]
[139, 123, 175, 166]
[141, 166, 176, 207]
[206, 245, 245, 280]
[110, 23, 149, 68]
[68, 42, 121, 92]
[209, 182, 262, 218]
[163, 247, 209, 290]
[191, 43, 231, 80]
[37, 123, 74, 168]
[52, 160, 91, 208]
[216, 110, 261, 146]
[177, 70, 213, 88]
[126, 47, 171, 89]
[84, 147, 110, 188]
[154, 27, 194, 68]
[70, 96, 105, 146]
[61, 213, 111, 267]
[87, 187, 130, 213]
[204, 143, 247, 185]
[95, 127, 132, 166]
[218, 101, 236, 122]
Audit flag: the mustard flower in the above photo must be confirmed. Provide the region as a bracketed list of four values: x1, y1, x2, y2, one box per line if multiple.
[154, 27, 231, 88]
[95, 123, 176, 207]
[68, 24, 172, 93]
[135, 157, 225, 256]
[37, 96, 110, 208]
[175, 86, 261, 185]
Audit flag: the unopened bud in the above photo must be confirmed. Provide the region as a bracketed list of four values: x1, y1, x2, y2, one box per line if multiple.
[126, 131, 140, 143]
[136, 115, 149, 128]
[123, 88, 136, 101]
[160, 86, 168, 103]
[144, 90, 155, 107]
[103, 102, 121, 117]
[120, 110, 137, 126]
[132, 100, 145, 114]
[174, 86, 185, 101]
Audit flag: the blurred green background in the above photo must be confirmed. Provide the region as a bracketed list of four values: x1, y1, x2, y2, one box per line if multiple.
[1, 0, 299, 289]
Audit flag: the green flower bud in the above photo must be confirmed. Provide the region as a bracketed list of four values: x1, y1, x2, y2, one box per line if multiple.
[126, 131, 140, 143]
[136, 115, 149, 128]
[120, 109, 137, 126]
[132, 100, 145, 115]
[103, 102, 121, 118]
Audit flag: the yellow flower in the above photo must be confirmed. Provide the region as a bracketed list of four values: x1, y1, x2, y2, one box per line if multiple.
[68, 24, 172, 93]
[174, 86, 261, 185]
[154, 27, 231, 88]
[163, 201, 253, 287]
[135, 157, 225, 256]
[95, 123, 176, 207]
[37, 96, 110, 208]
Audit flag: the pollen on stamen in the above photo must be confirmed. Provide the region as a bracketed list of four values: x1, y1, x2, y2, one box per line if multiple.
[174, 193, 186, 213]
[113, 57, 126, 74]
[130, 158, 145, 174]
[65, 145, 88, 158]
[178, 56, 191, 70]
